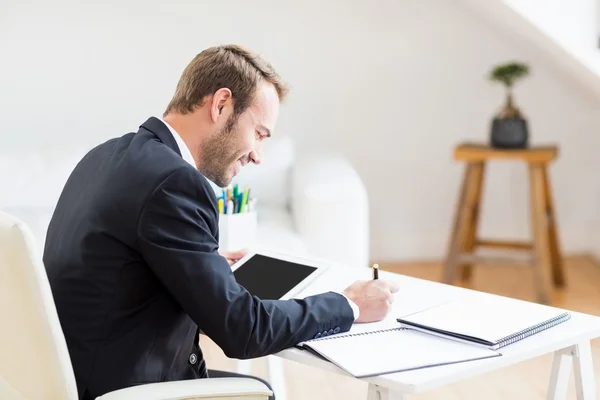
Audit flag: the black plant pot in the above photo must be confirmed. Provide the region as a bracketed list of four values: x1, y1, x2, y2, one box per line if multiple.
[490, 117, 529, 149]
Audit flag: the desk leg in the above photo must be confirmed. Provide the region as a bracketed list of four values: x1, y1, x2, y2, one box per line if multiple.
[547, 342, 596, 400]
[235, 358, 252, 375]
[547, 348, 572, 400]
[573, 341, 596, 399]
[266, 356, 287, 400]
[367, 383, 405, 400]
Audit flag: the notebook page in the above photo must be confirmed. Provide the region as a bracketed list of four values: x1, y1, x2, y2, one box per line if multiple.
[348, 285, 459, 335]
[303, 328, 499, 378]
[399, 294, 568, 343]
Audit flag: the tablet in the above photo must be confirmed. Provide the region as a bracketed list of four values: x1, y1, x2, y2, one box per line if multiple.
[230, 251, 329, 300]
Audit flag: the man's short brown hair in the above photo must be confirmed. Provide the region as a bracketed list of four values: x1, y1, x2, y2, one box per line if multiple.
[164, 45, 289, 119]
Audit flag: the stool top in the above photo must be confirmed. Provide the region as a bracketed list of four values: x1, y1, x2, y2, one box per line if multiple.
[454, 142, 558, 163]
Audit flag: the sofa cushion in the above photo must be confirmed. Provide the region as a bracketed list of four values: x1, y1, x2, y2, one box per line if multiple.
[3, 205, 309, 259]
[1, 138, 302, 257]
[0, 146, 92, 209]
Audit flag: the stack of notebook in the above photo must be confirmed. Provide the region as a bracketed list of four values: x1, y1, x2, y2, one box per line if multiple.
[297, 293, 570, 378]
[396, 294, 570, 350]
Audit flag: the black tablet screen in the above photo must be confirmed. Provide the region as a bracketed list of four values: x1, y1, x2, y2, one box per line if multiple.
[232, 254, 317, 300]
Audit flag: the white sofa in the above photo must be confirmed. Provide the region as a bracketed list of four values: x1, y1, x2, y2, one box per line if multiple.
[214, 136, 369, 268]
[0, 136, 369, 269]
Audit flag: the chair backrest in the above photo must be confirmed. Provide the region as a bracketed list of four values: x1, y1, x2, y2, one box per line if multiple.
[0, 211, 79, 400]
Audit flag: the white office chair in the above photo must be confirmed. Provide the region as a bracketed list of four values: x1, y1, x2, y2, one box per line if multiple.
[0, 211, 272, 400]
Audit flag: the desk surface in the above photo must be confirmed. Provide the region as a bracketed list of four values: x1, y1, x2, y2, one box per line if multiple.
[276, 267, 600, 394]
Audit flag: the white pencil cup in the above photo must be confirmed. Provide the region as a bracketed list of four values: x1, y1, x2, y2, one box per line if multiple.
[218, 211, 258, 252]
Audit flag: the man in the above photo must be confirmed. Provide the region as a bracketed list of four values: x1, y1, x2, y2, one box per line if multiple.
[43, 44, 399, 400]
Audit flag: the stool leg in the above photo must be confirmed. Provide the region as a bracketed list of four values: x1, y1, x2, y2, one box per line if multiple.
[542, 166, 566, 287]
[443, 163, 479, 284]
[529, 164, 554, 304]
[459, 162, 486, 282]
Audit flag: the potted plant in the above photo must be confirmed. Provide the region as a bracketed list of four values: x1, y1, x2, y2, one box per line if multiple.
[488, 61, 530, 148]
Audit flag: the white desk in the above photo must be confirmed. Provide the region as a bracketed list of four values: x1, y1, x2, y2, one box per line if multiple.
[276, 267, 600, 399]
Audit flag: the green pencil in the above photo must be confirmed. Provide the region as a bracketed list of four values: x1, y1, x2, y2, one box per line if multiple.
[240, 188, 249, 213]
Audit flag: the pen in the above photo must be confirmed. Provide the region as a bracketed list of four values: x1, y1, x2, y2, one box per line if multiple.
[372, 263, 379, 280]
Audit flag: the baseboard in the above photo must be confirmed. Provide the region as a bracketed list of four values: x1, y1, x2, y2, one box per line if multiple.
[581, 252, 600, 267]
[370, 229, 597, 263]
[370, 232, 448, 263]
[371, 252, 600, 267]
[580, 233, 600, 266]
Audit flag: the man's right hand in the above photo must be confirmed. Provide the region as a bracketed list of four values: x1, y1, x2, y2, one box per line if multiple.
[342, 280, 400, 323]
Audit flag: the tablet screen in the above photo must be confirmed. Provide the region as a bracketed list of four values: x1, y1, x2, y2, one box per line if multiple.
[233, 254, 318, 300]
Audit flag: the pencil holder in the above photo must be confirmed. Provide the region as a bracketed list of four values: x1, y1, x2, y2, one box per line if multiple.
[218, 211, 257, 252]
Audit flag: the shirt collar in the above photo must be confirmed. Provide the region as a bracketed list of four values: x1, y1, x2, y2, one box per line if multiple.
[158, 117, 196, 169]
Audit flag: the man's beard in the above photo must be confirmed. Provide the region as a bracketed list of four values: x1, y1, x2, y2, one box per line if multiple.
[198, 116, 242, 188]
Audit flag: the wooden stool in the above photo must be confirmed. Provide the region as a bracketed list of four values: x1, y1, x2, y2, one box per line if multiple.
[442, 142, 566, 304]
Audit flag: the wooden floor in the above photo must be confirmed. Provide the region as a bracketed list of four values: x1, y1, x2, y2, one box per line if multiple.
[200, 255, 600, 399]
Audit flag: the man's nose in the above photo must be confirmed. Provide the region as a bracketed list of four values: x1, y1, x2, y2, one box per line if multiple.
[249, 146, 261, 165]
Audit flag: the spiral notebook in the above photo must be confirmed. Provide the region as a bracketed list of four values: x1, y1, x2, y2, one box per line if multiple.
[396, 294, 571, 350]
[297, 327, 500, 378]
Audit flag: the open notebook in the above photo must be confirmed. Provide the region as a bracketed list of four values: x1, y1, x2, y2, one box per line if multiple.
[297, 327, 500, 378]
[396, 294, 571, 350]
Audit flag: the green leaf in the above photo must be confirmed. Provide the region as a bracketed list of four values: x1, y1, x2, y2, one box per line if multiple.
[489, 62, 530, 87]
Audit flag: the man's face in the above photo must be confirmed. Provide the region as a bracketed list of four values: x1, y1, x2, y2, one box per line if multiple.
[199, 81, 279, 187]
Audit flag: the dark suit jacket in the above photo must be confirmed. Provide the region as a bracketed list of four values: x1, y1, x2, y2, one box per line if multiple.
[43, 117, 354, 399]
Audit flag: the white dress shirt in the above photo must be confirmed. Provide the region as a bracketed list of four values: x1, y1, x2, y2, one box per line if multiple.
[156, 118, 359, 321]
[159, 117, 197, 168]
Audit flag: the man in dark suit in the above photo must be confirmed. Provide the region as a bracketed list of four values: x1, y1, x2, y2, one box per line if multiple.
[43, 44, 399, 400]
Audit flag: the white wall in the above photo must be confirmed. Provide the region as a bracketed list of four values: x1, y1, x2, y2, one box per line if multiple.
[2, 0, 600, 261]
[504, 0, 598, 50]
[497, 0, 600, 86]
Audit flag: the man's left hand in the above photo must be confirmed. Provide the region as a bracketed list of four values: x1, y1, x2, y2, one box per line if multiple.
[219, 248, 248, 266]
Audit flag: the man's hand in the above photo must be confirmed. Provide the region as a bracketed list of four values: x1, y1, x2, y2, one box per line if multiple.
[342, 280, 400, 323]
[219, 248, 248, 266]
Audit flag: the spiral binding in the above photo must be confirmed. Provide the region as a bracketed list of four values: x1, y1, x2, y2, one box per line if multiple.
[307, 312, 570, 348]
[308, 327, 408, 342]
[494, 312, 571, 349]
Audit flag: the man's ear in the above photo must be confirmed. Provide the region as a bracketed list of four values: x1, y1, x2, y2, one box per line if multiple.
[210, 88, 232, 123]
